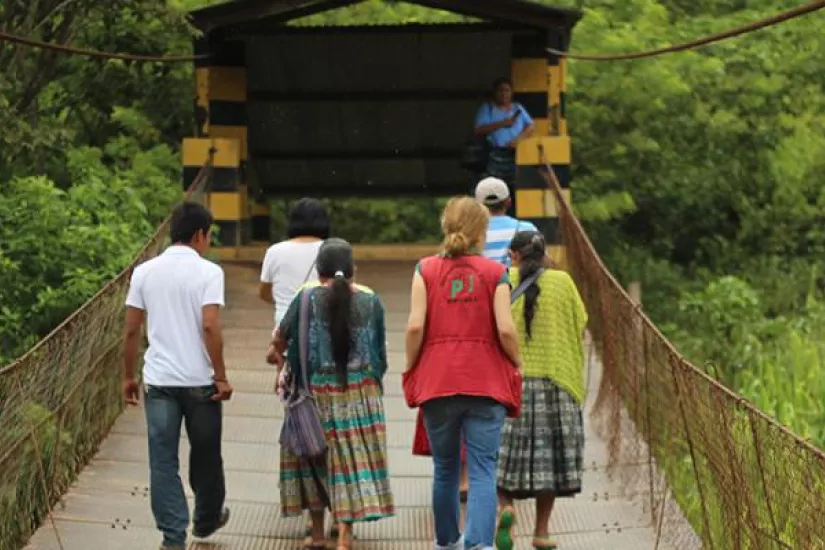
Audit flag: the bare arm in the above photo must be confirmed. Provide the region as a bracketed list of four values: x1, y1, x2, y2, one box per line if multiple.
[517, 123, 535, 141]
[507, 123, 535, 149]
[404, 271, 427, 372]
[203, 304, 227, 381]
[259, 282, 274, 304]
[493, 283, 521, 368]
[122, 307, 144, 405]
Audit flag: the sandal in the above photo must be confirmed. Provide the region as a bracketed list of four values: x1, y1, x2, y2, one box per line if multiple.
[495, 507, 516, 550]
[337, 524, 354, 550]
[533, 535, 558, 549]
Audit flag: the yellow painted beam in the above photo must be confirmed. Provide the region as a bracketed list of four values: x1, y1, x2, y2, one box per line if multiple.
[516, 136, 571, 165]
[515, 188, 571, 218]
[511, 58, 548, 93]
[213, 247, 239, 262]
[549, 65, 561, 105]
[218, 243, 443, 264]
[252, 203, 269, 216]
[182, 137, 241, 168]
[208, 191, 249, 221]
[533, 118, 549, 137]
[559, 58, 568, 93]
[214, 243, 570, 271]
[196, 67, 247, 102]
[209, 125, 248, 161]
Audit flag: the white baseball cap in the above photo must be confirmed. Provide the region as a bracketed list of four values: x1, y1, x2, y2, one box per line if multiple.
[474, 177, 510, 205]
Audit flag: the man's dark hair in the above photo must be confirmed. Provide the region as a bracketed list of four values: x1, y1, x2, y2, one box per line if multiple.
[487, 199, 509, 214]
[492, 77, 513, 90]
[170, 201, 213, 244]
[287, 198, 330, 239]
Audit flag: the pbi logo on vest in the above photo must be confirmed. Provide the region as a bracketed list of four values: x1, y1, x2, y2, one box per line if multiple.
[447, 272, 479, 303]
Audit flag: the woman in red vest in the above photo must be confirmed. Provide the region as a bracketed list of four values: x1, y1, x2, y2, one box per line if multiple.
[403, 196, 522, 550]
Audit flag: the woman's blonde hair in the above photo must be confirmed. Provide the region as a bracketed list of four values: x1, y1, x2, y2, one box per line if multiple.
[440, 196, 490, 256]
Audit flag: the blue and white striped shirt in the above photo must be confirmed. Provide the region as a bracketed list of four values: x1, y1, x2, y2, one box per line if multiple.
[483, 215, 538, 266]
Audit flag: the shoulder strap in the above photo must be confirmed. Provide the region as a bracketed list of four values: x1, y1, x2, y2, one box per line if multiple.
[300, 259, 317, 286]
[511, 268, 545, 304]
[298, 289, 312, 390]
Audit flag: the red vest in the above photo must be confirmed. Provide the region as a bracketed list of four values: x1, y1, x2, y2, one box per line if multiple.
[402, 255, 522, 417]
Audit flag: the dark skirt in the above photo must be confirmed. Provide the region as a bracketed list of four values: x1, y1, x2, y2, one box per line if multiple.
[497, 377, 585, 499]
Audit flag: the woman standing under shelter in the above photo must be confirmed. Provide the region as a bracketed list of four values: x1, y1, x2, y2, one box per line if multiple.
[404, 197, 522, 550]
[473, 77, 535, 213]
[270, 238, 395, 550]
[494, 231, 588, 550]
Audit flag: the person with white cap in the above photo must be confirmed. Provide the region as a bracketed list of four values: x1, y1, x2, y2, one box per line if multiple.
[474, 177, 538, 266]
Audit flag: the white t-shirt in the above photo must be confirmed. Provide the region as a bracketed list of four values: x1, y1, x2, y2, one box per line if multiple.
[260, 240, 322, 325]
[125, 245, 225, 387]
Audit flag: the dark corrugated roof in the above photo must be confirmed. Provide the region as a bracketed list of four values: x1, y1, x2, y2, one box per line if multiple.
[190, 0, 582, 33]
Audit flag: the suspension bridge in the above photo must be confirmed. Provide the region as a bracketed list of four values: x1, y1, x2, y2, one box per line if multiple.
[4, 0, 825, 549]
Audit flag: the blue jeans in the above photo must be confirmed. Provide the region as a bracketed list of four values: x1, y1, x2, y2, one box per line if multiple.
[145, 385, 226, 546]
[423, 396, 507, 550]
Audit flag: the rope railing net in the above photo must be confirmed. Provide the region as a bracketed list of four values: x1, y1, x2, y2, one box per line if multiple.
[546, 169, 825, 550]
[0, 160, 214, 550]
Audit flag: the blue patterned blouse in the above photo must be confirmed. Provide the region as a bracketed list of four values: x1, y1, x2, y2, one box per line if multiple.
[278, 285, 389, 389]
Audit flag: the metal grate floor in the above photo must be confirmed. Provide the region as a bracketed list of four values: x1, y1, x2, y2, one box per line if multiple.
[26, 262, 682, 550]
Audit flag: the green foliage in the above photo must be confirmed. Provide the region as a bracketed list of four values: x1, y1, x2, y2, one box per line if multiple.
[0, 1, 193, 363]
[0, 127, 180, 364]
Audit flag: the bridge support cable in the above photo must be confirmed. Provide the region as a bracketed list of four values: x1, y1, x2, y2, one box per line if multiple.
[0, 29, 209, 62]
[534, 142, 825, 548]
[0, 155, 214, 550]
[547, 0, 825, 61]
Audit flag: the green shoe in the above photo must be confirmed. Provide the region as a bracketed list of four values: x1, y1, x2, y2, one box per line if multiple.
[495, 507, 515, 550]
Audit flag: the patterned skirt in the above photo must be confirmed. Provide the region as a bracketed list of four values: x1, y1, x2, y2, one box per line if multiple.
[280, 368, 395, 522]
[497, 376, 585, 498]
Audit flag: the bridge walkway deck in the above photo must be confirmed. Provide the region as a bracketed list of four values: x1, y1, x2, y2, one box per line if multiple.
[26, 261, 671, 550]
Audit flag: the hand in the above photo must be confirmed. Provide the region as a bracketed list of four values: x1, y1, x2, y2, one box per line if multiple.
[266, 344, 282, 366]
[122, 378, 140, 406]
[274, 369, 283, 394]
[212, 379, 234, 401]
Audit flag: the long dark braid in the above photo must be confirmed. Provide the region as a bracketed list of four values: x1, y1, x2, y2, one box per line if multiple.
[316, 238, 355, 386]
[509, 231, 547, 340]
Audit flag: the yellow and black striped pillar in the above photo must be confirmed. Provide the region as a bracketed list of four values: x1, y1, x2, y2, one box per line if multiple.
[511, 30, 572, 267]
[184, 37, 253, 258]
[182, 137, 247, 259]
[194, 38, 248, 160]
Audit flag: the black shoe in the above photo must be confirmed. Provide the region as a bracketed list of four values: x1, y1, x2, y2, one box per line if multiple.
[193, 507, 230, 539]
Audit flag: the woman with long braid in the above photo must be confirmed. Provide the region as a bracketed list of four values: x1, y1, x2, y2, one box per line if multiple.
[494, 231, 588, 550]
[270, 238, 394, 550]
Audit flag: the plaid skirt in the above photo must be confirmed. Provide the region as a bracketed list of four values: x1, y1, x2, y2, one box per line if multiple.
[497, 376, 584, 498]
[279, 368, 395, 523]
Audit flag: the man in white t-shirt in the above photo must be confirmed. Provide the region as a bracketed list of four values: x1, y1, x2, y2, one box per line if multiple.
[122, 201, 233, 550]
[259, 197, 329, 325]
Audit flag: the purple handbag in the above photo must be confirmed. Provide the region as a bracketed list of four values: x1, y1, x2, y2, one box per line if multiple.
[279, 289, 328, 459]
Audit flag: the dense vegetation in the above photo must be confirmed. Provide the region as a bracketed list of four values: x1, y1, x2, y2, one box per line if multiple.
[1, 0, 825, 442]
[0, 0, 824, 546]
